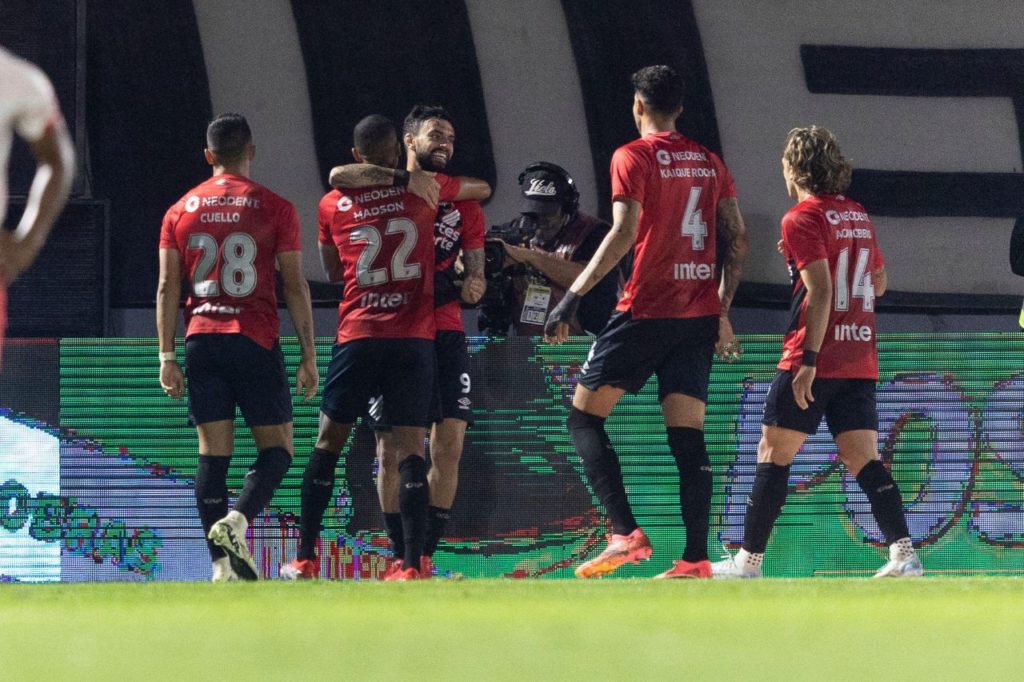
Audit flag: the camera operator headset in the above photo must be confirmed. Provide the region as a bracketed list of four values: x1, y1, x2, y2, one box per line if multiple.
[480, 162, 623, 336]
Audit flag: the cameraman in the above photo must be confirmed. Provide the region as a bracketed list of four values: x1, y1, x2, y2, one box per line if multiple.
[482, 162, 621, 336]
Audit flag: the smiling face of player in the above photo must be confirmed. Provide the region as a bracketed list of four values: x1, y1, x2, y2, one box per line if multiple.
[408, 117, 455, 173]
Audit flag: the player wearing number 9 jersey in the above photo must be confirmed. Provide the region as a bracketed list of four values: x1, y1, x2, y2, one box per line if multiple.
[711, 126, 922, 580]
[544, 65, 749, 580]
[157, 113, 318, 582]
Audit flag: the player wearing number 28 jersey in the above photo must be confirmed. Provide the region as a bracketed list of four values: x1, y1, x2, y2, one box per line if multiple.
[157, 113, 318, 582]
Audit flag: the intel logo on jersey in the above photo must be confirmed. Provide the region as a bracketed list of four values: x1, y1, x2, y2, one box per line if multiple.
[673, 262, 716, 280]
[834, 323, 872, 342]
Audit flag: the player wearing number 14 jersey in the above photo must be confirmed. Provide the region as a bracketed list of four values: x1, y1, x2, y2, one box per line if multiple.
[544, 65, 749, 579]
[712, 126, 922, 579]
[158, 113, 319, 582]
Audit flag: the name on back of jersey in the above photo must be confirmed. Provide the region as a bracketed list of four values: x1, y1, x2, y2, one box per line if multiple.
[185, 194, 262, 224]
[337, 186, 407, 221]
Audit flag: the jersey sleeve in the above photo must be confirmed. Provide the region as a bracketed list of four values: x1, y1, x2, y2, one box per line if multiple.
[610, 145, 649, 204]
[781, 210, 828, 270]
[276, 200, 302, 253]
[437, 173, 462, 202]
[13, 65, 60, 142]
[158, 205, 180, 250]
[711, 152, 737, 199]
[458, 200, 485, 250]
[318, 195, 334, 245]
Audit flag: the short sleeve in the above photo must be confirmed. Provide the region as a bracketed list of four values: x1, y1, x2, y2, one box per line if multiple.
[457, 200, 485, 250]
[711, 152, 737, 199]
[158, 205, 180, 250]
[610, 145, 649, 204]
[276, 200, 302, 253]
[14, 65, 60, 142]
[318, 194, 336, 245]
[781, 210, 828, 270]
[437, 173, 462, 202]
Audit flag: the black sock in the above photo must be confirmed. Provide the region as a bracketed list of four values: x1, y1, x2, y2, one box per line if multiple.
[195, 455, 231, 561]
[234, 446, 292, 522]
[384, 512, 405, 560]
[399, 455, 429, 571]
[424, 506, 451, 556]
[743, 463, 791, 554]
[568, 407, 638, 536]
[668, 427, 712, 562]
[856, 460, 910, 544]
[298, 448, 339, 561]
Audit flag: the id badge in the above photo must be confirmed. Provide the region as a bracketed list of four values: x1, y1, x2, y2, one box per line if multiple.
[520, 283, 552, 325]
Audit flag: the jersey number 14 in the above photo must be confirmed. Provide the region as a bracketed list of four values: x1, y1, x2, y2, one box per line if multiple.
[834, 247, 875, 312]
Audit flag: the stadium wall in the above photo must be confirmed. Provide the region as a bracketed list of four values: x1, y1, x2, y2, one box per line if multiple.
[1, 335, 1021, 581]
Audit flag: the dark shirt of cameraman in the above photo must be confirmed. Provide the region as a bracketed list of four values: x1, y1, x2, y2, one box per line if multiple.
[481, 162, 622, 336]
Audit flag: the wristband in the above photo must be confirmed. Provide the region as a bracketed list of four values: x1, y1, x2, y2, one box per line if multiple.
[393, 169, 410, 187]
[159, 352, 177, 363]
[801, 349, 818, 367]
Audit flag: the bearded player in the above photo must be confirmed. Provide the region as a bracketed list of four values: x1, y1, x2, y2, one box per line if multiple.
[328, 104, 488, 578]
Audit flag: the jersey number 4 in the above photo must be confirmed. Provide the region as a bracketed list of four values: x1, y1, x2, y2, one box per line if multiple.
[350, 218, 421, 287]
[188, 232, 257, 297]
[681, 187, 707, 250]
[834, 247, 875, 312]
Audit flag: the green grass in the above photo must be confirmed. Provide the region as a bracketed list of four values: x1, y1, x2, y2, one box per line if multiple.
[1, 579, 1019, 680]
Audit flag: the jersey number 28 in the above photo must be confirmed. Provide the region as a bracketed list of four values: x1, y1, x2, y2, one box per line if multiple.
[188, 232, 257, 298]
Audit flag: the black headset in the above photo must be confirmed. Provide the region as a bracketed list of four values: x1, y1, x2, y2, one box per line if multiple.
[518, 161, 580, 218]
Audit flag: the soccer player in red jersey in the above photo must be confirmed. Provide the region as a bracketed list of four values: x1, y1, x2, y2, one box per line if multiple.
[0, 47, 75, 369]
[325, 105, 490, 579]
[281, 114, 467, 581]
[545, 65, 749, 579]
[712, 126, 922, 579]
[157, 113, 318, 581]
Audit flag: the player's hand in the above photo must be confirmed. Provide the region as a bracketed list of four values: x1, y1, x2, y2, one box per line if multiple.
[791, 364, 816, 410]
[296, 357, 319, 401]
[714, 316, 742, 362]
[160, 361, 185, 400]
[461, 273, 486, 304]
[407, 170, 439, 209]
[543, 291, 581, 344]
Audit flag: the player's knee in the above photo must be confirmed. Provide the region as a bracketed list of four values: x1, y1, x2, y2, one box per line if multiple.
[756, 437, 797, 466]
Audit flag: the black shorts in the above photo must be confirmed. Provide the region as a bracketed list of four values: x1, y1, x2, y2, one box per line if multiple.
[578, 311, 718, 402]
[762, 371, 878, 437]
[433, 330, 473, 424]
[185, 333, 291, 427]
[321, 337, 435, 427]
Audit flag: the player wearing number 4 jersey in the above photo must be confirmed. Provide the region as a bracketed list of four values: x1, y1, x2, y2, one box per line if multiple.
[712, 126, 922, 579]
[545, 65, 749, 579]
[158, 113, 318, 582]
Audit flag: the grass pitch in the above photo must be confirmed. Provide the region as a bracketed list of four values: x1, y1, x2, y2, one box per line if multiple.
[1, 578, 1018, 680]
